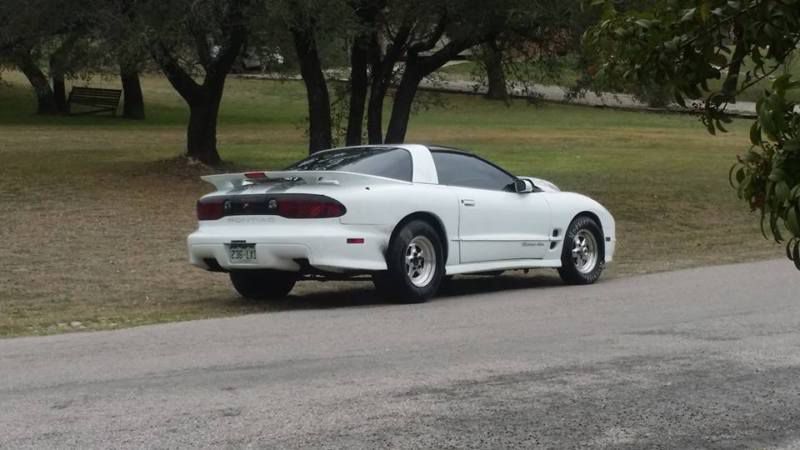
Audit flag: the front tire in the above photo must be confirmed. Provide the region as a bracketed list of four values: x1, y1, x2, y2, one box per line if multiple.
[558, 216, 605, 285]
[229, 270, 296, 300]
[373, 220, 445, 303]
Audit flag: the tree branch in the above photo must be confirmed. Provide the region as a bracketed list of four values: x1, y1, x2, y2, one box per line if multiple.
[408, 11, 447, 54]
[149, 39, 202, 101]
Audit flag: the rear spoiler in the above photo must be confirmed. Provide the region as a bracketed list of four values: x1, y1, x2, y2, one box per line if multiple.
[200, 170, 405, 192]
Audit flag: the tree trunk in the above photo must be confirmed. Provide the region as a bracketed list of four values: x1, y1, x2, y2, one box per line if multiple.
[367, 79, 388, 144]
[15, 50, 58, 115]
[153, 46, 226, 165]
[384, 67, 422, 144]
[385, 37, 484, 144]
[346, 37, 369, 146]
[347, 1, 383, 146]
[147, 0, 245, 166]
[49, 34, 79, 114]
[292, 28, 332, 154]
[366, 27, 410, 145]
[483, 41, 508, 101]
[186, 85, 224, 166]
[120, 66, 145, 119]
[52, 73, 67, 113]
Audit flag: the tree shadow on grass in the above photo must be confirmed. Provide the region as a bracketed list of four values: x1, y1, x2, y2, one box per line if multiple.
[228, 271, 566, 313]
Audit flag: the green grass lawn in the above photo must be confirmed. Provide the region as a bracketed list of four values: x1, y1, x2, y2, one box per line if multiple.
[0, 71, 783, 337]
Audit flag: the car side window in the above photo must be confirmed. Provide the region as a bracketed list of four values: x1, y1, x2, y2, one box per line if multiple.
[432, 151, 516, 191]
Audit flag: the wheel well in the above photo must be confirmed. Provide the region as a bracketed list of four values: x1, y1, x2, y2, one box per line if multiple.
[389, 212, 449, 262]
[573, 211, 605, 258]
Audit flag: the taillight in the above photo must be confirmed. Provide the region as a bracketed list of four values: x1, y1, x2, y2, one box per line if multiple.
[197, 197, 225, 220]
[277, 197, 346, 219]
[195, 195, 345, 220]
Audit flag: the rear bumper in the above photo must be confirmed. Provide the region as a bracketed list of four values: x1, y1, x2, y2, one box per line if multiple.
[187, 220, 390, 273]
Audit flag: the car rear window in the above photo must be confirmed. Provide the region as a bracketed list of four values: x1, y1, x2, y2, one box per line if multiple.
[285, 147, 412, 182]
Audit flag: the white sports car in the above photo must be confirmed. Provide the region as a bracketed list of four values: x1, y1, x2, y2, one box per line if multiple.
[188, 144, 616, 302]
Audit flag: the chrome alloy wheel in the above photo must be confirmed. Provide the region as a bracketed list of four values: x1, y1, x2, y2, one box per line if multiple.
[571, 230, 598, 274]
[405, 236, 436, 287]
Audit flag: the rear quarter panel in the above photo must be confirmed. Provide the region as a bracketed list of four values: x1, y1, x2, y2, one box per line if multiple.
[337, 183, 461, 265]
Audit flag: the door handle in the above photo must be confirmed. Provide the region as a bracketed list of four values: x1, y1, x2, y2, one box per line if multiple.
[461, 199, 476, 207]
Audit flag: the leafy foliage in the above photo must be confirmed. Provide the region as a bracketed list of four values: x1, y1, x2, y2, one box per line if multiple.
[730, 76, 800, 268]
[585, 0, 800, 268]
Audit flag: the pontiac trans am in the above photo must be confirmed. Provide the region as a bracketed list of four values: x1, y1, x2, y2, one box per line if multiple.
[188, 144, 616, 302]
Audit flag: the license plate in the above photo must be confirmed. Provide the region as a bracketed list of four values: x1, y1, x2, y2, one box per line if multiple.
[229, 243, 256, 263]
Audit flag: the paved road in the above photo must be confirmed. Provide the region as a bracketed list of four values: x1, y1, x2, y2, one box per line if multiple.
[2, 260, 800, 449]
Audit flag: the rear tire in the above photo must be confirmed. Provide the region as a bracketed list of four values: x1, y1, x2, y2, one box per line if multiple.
[558, 216, 605, 285]
[373, 220, 445, 303]
[229, 270, 296, 300]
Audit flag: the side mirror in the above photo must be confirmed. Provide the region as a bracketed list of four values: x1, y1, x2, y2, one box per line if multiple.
[514, 178, 536, 194]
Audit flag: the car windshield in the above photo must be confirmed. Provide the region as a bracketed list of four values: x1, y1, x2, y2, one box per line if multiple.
[285, 147, 412, 182]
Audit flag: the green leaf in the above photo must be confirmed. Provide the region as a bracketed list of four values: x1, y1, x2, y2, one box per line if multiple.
[761, 210, 770, 239]
[783, 140, 800, 153]
[771, 211, 784, 242]
[776, 181, 790, 205]
[699, 1, 711, 21]
[790, 184, 800, 201]
[759, 103, 778, 140]
[751, 47, 763, 66]
[765, 180, 774, 205]
[773, 74, 792, 94]
[740, 174, 753, 199]
[709, 53, 728, 67]
[742, 149, 761, 163]
[769, 168, 787, 182]
[680, 7, 696, 22]
[750, 122, 762, 145]
[786, 206, 800, 237]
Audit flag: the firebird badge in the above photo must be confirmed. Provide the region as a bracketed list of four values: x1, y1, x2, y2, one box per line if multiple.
[522, 242, 544, 247]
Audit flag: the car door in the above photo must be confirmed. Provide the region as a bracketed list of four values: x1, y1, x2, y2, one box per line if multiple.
[431, 151, 552, 264]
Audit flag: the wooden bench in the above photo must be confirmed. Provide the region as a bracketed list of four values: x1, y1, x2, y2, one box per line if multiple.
[67, 87, 122, 116]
